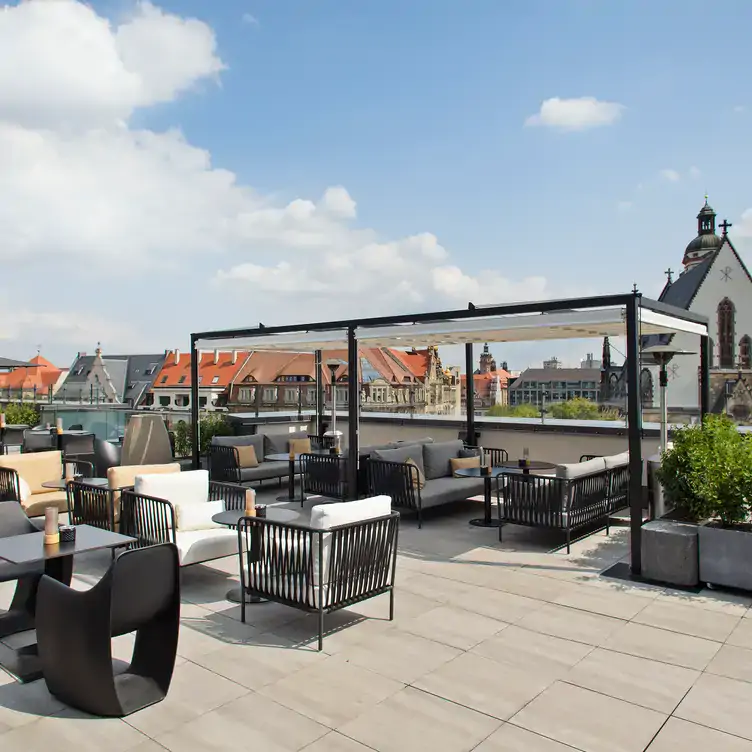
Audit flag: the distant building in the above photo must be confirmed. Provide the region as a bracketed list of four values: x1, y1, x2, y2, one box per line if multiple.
[509, 363, 601, 407]
[0, 355, 67, 400]
[460, 344, 510, 410]
[57, 347, 165, 407]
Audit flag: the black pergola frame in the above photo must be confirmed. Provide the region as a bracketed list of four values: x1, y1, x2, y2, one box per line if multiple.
[190, 291, 709, 575]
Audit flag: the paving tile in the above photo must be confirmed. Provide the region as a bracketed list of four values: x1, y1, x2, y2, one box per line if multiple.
[603, 622, 721, 670]
[415, 651, 553, 721]
[0, 709, 149, 752]
[339, 628, 460, 684]
[511, 681, 666, 752]
[259, 655, 403, 728]
[565, 647, 699, 713]
[515, 603, 625, 646]
[633, 599, 741, 642]
[348, 586, 443, 627]
[727, 618, 752, 649]
[659, 588, 752, 616]
[450, 583, 545, 624]
[553, 583, 651, 620]
[645, 717, 752, 751]
[472, 625, 593, 677]
[193, 636, 328, 691]
[301, 732, 374, 751]
[338, 686, 501, 752]
[177, 602, 261, 659]
[675, 673, 752, 740]
[474, 723, 584, 751]
[706, 644, 752, 683]
[155, 692, 329, 751]
[125, 659, 250, 738]
[0, 674, 65, 729]
[400, 605, 507, 650]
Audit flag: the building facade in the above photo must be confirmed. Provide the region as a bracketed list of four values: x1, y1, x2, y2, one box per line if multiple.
[460, 344, 510, 410]
[509, 363, 601, 407]
[0, 355, 67, 401]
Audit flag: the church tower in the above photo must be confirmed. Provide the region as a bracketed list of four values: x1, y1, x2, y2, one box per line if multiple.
[478, 343, 496, 374]
[682, 197, 722, 271]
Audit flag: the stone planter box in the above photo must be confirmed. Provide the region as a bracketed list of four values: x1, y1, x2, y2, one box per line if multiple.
[641, 520, 698, 587]
[699, 523, 752, 591]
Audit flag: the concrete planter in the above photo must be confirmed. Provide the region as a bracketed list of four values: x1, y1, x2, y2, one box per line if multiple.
[699, 523, 752, 591]
[641, 520, 699, 587]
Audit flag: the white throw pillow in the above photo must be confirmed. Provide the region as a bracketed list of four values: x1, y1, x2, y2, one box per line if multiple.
[134, 469, 209, 509]
[17, 477, 31, 503]
[175, 499, 224, 532]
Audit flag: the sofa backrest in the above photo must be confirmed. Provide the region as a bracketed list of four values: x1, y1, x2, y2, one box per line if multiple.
[556, 456, 607, 480]
[108, 463, 181, 490]
[0, 450, 62, 494]
[211, 434, 266, 461]
[264, 431, 309, 455]
[387, 437, 435, 448]
[422, 440, 465, 480]
[134, 469, 208, 510]
[603, 451, 629, 470]
[373, 444, 425, 475]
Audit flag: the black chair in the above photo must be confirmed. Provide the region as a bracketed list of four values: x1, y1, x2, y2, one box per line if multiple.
[69, 424, 84, 431]
[22, 430, 54, 453]
[482, 447, 509, 466]
[0, 467, 20, 503]
[299, 453, 348, 503]
[36, 543, 180, 718]
[0, 426, 27, 455]
[94, 438, 122, 477]
[60, 432, 95, 459]
[67, 482, 115, 532]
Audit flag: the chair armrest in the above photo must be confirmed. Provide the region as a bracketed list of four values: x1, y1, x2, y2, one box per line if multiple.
[120, 490, 176, 547]
[367, 459, 419, 503]
[208, 480, 247, 510]
[69, 459, 95, 478]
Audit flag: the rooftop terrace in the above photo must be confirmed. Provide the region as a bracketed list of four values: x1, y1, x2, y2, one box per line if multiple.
[1, 484, 750, 752]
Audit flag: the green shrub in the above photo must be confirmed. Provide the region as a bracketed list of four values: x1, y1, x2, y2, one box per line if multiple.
[657, 414, 752, 526]
[549, 398, 619, 421]
[173, 413, 233, 457]
[2, 403, 40, 427]
[486, 403, 540, 418]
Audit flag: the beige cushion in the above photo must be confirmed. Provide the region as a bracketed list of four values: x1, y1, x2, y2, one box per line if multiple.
[176, 499, 224, 532]
[289, 438, 312, 455]
[406, 458, 425, 489]
[17, 477, 31, 503]
[0, 451, 62, 494]
[450, 456, 481, 476]
[604, 451, 629, 470]
[23, 490, 68, 518]
[234, 445, 259, 468]
[556, 456, 607, 480]
[108, 462, 181, 490]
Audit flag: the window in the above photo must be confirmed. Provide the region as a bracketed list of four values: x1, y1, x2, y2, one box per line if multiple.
[238, 387, 255, 403]
[178, 375, 186, 384]
[211, 376, 219, 384]
[284, 388, 298, 403]
[718, 298, 735, 368]
[160, 376, 168, 384]
[306, 387, 316, 403]
[144, 364, 157, 376]
[199, 396, 207, 407]
[640, 369, 654, 407]
[159, 395, 171, 407]
[741, 336, 752, 369]
[175, 395, 189, 407]
[263, 387, 277, 402]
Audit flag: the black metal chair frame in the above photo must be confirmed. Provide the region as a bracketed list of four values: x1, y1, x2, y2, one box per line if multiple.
[120, 480, 246, 554]
[0, 458, 94, 505]
[366, 443, 507, 528]
[67, 482, 115, 532]
[299, 453, 348, 504]
[237, 511, 399, 650]
[0, 426, 27, 455]
[36, 542, 180, 717]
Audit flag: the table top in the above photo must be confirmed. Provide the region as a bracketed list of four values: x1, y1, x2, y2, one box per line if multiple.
[453, 466, 507, 479]
[0, 525, 134, 565]
[212, 507, 308, 527]
[42, 477, 109, 490]
[500, 460, 558, 471]
[264, 450, 334, 463]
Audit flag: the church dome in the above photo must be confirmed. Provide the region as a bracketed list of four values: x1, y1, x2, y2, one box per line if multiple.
[682, 197, 722, 269]
[684, 232, 722, 255]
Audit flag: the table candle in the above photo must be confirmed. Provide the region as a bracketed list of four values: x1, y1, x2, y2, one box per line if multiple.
[0, 413, 5, 429]
[244, 489, 256, 516]
[64, 463, 75, 481]
[55, 418, 63, 435]
[44, 507, 60, 546]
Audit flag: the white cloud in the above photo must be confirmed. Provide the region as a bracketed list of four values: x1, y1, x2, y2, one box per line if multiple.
[525, 97, 625, 131]
[660, 168, 681, 182]
[241, 13, 259, 25]
[0, 0, 566, 359]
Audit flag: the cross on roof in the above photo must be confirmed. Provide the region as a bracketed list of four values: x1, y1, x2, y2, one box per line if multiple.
[720, 219, 733, 236]
[664, 268, 674, 284]
[632, 283, 639, 294]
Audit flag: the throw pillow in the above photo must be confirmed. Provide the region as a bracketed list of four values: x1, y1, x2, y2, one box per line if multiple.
[289, 438, 312, 455]
[450, 456, 481, 476]
[175, 499, 224, 532]
[406, 458, 425, 489]
[17, 477, 31, 503]
[234, 445, 259, 468]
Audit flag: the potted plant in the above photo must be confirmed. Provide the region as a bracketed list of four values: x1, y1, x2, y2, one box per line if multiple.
[657, 415, 752, 591]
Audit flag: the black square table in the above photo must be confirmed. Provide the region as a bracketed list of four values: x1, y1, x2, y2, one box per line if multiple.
[0, 525, 134, 683]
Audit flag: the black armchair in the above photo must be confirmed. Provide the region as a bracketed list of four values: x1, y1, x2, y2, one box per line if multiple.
[299, 453, 348, 503]
[67, 482, 115, 532]
[94, 438, 122, 477]
[22, 429, 54, 453]
[0, 426, 27, 455]
[36, 543, 180, 717]
[0, 467, 20, 503]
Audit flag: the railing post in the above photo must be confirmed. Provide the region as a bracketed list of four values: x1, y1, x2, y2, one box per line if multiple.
[626, 293, 643, 575]
[347, 327, 359, 500]
[190, 337, 200, 470]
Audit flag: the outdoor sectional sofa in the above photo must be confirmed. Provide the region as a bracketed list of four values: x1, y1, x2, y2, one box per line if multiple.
[497, 451, 631, 553]
[366, 439, 487, 527]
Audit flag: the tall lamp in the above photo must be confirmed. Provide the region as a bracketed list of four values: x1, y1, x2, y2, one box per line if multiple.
[324, 359, 343, 453]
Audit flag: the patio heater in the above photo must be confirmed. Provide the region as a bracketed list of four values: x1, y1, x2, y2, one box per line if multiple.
[324, 358, 343, 454]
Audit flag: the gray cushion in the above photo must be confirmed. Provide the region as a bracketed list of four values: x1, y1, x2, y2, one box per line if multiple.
[373, 444, 425, 475]
[419, 477, 486, 509]
[239, 461, 289, 482]
[604, 451, 629, 470]
[264, 431, 308, 455]
[556, 456, 607, 480]
[422, 440, 465, 480]
[212, 434, 265, 461]
[358, 444, 393, 458]
[387, 437, 435, 448]
[458, 447, 481, 460]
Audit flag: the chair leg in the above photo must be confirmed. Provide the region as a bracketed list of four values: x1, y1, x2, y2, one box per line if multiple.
[318, 609, 324, 651]
[417, 507, 422, 530]
[566, 528, 571, 555]
[389, 588, 394, 621]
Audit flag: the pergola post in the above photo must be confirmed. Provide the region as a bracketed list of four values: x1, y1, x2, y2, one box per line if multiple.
[314, 349, 324, 439]
[465, 343, 475, 444]
[700, 335, 710, 419]
[347, 327, 359, 499]
[625, 293, 643, 574]
[190, 337, 200, 470]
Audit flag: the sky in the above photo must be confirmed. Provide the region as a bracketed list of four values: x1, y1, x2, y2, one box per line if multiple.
[2, 0, 751, 371]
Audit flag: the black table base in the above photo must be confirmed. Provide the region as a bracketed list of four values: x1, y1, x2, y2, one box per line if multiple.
[469, 517, 504, 528]
[226, 586, 265, 605]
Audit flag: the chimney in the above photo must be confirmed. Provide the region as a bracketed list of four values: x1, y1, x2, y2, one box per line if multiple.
[213, 349, 219, 365]
[231, 351, 238, 365]
[174, 349, 180, 366]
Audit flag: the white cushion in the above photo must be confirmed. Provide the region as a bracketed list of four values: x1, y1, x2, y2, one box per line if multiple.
[604, 451, 629, 470]
[17, 477, 31, 503]
[175, 528, 237, 566]
[175, 499, 224, 532]
[556, 457, 606, 480]
[134, 469, 209, 509]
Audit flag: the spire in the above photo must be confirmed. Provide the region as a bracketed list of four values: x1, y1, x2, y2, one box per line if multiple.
[697, 196, 716, 235]
[602, 337, 612, 370]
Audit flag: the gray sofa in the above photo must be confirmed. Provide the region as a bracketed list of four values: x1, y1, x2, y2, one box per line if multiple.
[366, 439, 486, 527]
[209, 432, 309, 485]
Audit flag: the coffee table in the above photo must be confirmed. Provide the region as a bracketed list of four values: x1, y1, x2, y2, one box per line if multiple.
[41, 477, 108, 490]
[265, 450, 333, 502]
[454, 466, 507, 528]
[499, 459, 558, 475]
[0, 525, 134, 682]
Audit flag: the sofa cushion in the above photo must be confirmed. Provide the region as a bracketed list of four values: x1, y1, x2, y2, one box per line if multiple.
[212, 433, 266, 460]
[234, 445, 259, 468]
[358, 444, 393, 458]
[108, 463, 181, 490]
[387, 437, 435, 448]
[0, 451, 63, 494]
[239, 461, 289, 483]
[450, 456, 481, 476]
[556, 456, 607, 480]
[176, 499, 224, 532]
[423, 440, 465, 480]
[264, 431, 308, 455]
[458, 447, 481, 460]
[175, 528, 237, 566]
[604, 451, 629, 470]
[23, 490, 68, 518]
[406, 458, 425, 489]
[419, 477, 485, 509]
[289, 438, 312, 455]
[17, 477, 31, 503]
[135, 469, 209, 511]
[373, 444, 425, 475]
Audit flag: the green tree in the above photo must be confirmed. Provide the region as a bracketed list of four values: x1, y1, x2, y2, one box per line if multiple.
[486, 403, 540, 418]
[173, 412, 233, 457]
[550, 397, 601, 420]
[2, 403, 40, 427]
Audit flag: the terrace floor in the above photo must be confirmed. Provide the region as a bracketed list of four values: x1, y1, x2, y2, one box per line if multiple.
[0, 487, 751, 752]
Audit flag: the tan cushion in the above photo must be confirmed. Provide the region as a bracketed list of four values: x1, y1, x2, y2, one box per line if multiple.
[450, 456, 481, 476]
[234, 445, 259, 468]
[0, 451, 63, 494]
[108, 462, 181, 490]
[406, 457, 425, 489]
[23, 490, 68, 518]
[289, 438, 312, 455]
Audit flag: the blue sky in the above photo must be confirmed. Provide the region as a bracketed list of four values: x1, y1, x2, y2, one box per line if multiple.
[2, 0, 751, 368]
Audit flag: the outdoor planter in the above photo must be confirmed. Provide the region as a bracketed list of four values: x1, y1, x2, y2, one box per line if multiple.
[641, 519, 699, 587]
[699, 523, 752, 591]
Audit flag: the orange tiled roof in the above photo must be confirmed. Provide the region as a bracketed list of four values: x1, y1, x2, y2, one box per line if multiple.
[0, 355, 63, 390]
[153, 351, 249, 388]
[461, 369, 511, 387]
[390, 349, 430, 379]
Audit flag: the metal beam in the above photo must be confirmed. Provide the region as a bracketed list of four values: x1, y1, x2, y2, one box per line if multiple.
[465, 343, 475, 444]
[625, 294, 643, 575]
[347, 327, 359, 500]
[700, 335, 710, 420]
[314, 349, 323, 439]
[190, 337, 200, 469]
